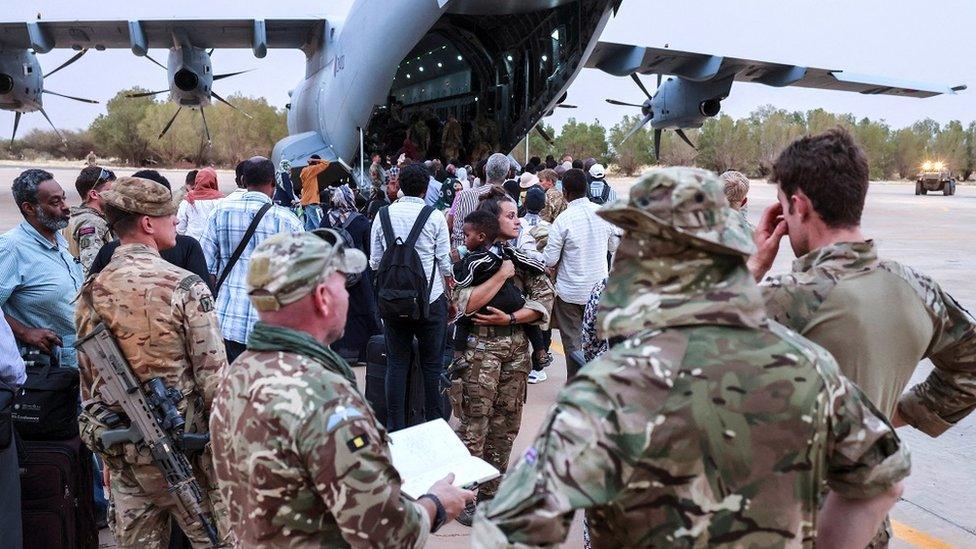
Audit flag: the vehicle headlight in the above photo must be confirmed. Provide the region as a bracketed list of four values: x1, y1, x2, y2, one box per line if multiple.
[934, 162, 944, 170]
[922, 161, 933, 170]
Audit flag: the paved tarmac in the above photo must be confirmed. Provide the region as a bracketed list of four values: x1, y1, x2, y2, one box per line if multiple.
[0, 164, 972, 547]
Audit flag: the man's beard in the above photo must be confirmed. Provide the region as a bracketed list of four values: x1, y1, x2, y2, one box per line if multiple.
[36, 209, 69, 232]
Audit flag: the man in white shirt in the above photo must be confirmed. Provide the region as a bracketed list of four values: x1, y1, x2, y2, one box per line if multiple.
[370, 163, 455, 431]
[542, 168, 619, 378]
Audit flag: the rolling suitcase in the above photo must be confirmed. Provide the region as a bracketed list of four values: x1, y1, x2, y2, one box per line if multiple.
[19, 436, 98, 549]
[364, 334, 450, 429]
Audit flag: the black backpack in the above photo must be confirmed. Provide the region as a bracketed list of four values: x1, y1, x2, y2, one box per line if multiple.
[588, 181, 612, 205]
[12, 351, 80, 441]
[376, 205, 437, 322]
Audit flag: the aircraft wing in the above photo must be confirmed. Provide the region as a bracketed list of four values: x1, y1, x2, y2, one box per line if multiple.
[586, 41, 966, 98]
[0, 19, 323, 55]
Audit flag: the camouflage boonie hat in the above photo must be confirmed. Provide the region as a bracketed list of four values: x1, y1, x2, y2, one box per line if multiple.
[247, 229, 367, 312]
[598, 167, 755, 257]
[100, 176, 178, 217]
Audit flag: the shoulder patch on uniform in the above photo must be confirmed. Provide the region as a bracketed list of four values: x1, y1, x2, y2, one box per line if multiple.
[177, 274, 205, 292]
[78, 226, 97, 236]
[346, 433, 370, 453]
[199, 295, 214, 313]
[326, 405, 365, 432]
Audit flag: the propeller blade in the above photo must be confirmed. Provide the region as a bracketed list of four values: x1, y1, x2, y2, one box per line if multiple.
[126, 89, 169, 99]
[557, 104, 577, 109]
[207, 48, 215, 57]
[144, 53, 167, 70]
[605, 99, 645, 108]
[210, 91, 253, 119]
[200, 107, 211, 145]
[10, 112, 21, 147]
[158, 106, 182, 139]
[43, 90, 99, 104]
[44, 49, 88, 78]
[674, 128, 697, 150]
[213, 69, 253, 81]
[38, 107, 65, 144]
[535, 125, 555, 146]
[654, 129, 662, 160]
[657, 74, 662, 88]
[619, 113, 653, 145]
[631, 73, 653, 100]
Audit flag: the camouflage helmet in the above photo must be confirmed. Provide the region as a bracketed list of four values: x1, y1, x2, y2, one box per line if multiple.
[100, 176, 178, 217]
[598, 167, 755, 257]
[247, 229, 367, 312]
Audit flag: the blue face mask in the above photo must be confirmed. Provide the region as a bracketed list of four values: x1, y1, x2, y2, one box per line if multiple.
[457, 245, 469, 258]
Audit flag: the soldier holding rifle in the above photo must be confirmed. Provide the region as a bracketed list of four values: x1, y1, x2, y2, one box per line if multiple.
[75, 176, 228, 548]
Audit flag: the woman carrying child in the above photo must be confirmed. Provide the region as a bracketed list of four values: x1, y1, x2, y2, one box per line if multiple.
[450, 187, 554, 526]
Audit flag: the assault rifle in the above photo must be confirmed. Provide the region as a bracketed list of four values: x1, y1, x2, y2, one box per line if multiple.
[76, 323, 220, 547]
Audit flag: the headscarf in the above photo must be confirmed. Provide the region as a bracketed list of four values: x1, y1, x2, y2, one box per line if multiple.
[328, 184, 357, 227]
[185, 167, 224, 205]
[456, 167, 469, 190]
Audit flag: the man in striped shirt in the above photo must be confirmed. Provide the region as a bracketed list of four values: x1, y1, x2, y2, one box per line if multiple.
[448, 153, 510, 251]
[201, 157, 304, 362]
[542, 168, 620, 379]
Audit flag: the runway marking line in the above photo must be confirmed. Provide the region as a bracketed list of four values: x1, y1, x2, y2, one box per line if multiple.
[892, 520, 957, 549]
[548, 338, 956, 547]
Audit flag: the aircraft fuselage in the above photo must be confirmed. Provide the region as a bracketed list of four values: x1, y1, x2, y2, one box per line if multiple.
[275, 0, 620, 170]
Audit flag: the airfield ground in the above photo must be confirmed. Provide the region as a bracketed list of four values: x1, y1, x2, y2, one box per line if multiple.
[1, 163, 972, 548]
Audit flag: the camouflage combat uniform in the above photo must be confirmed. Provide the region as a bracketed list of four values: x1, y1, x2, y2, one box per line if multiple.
[453, 254, 554, 501]
[75, 177, 228, 548]
[762, 240, 976, 547]
[473, 168, 910, 548]
[209, 230, 433, 548]
[540, 187, 567, 223]
[65, 204, 113, 273]
[369, 160, 387, 191]
[762, 240, 976, 432]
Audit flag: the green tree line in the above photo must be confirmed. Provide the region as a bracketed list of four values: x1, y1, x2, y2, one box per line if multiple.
[518, 106, 976, 181]
[7, 87, 288, 167]
[9, 92, 974, 181]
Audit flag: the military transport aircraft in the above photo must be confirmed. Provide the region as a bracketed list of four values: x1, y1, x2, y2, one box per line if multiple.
[0, 0, 964, 174]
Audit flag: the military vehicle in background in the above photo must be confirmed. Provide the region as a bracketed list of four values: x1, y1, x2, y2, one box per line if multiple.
[916, 161, 956, 196]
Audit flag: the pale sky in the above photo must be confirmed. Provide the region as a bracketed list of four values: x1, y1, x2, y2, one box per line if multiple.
[9, 0, 975, 137]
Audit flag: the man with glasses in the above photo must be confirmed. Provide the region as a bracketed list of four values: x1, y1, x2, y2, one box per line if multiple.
[210, 229, 474, 546]
[66, 166, 116, 273]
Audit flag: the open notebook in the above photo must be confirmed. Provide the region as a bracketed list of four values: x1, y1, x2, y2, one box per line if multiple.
[388, 419, 500, 499]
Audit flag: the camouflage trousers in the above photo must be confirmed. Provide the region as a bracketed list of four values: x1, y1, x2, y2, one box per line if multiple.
[105, 448, 228, 549]
[453, 327, 530, 500]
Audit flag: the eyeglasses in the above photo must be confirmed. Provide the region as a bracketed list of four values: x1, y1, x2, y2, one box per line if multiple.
[310, 229, 358, 288]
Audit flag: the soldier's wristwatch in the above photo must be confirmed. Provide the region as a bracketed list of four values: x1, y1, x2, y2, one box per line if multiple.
[419, 493, 446, 532]
[508, 313, 517, 325]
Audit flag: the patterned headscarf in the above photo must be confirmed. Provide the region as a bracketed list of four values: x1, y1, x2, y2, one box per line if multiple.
[328, 184, 357, 227]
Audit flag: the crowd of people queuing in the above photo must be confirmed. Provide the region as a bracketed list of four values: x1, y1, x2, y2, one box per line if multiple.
[0, 126, 974, 548]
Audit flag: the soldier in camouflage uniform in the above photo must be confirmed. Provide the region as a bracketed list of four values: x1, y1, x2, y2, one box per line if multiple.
[473, 167, 910, 548]
[66, 166, 116, 273]
[75, 176, 229, 548]
[209, 230, 474, 547]
[451, 189, 555, 526]
[748, 129, 976, 546]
